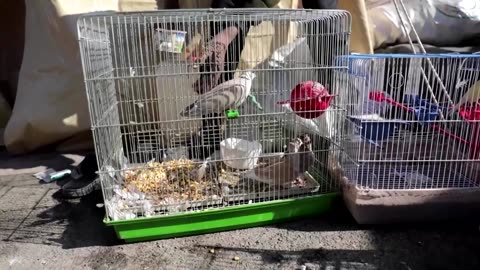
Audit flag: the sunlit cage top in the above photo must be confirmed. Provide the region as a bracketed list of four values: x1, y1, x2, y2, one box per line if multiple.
[335, 53, 480, 190]
[77, 9, 351, 221]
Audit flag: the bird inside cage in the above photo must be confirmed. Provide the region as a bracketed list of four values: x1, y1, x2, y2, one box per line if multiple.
[452, 78, 480, 112]
[240, 134, 316, 187]
[181, 71, 261, 159]
[182, 1, 341, 162]
[364, 57, 480, 152]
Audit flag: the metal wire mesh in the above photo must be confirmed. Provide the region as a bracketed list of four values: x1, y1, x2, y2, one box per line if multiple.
[78, 9, 351, 221]
[337, 54, 480, 190]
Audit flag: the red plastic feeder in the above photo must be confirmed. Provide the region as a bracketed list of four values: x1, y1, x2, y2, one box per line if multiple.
[459, 104, 480, 122]
[458, 103, 480, 160]
[277, 81, 336, 119]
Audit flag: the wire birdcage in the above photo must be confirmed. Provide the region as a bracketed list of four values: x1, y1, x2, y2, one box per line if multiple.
[332, 0, 480, 225]
[337, 53, 480, 190]
[78, 9, 351, 240]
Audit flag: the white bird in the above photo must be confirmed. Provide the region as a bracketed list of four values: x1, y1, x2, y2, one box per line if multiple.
[180, 71, 257, 117]
[241, 134, 316, 187]
[452, 80, 480, 111]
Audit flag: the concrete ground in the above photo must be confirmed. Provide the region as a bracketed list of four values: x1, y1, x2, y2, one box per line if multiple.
[0, 150, 479, 270]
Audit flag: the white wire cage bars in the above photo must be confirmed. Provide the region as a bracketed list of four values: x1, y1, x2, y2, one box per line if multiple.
[77, 9, 351, 221]
[335, 53, 480, 190]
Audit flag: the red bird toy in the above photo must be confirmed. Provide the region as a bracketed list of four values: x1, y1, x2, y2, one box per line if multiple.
[277, 81, 337, 119]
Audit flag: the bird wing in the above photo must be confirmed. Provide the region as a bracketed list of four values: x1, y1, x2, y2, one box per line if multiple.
[454, 80, 480, 110]
[242, 137, 310, 186]
[463, 80, 480, 103]
[248, 160, 296, 186]
[181, 78, 248, 117]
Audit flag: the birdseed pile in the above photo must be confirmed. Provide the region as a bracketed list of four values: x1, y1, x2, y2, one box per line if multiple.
[105, 159, 222, 220]
[123, 159, 221, 202]
[105, 152, 322, 220]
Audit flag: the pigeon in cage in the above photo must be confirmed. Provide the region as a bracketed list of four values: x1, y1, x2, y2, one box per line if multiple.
[192, 26, 239, 95]
[180, 71, 257, 117]
[182, 71, 259, 158]
[240, 134, 315, 187]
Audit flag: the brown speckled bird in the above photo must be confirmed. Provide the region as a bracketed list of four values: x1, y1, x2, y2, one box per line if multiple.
[192, 26, 239, 94]
[241, 134, 315, 187]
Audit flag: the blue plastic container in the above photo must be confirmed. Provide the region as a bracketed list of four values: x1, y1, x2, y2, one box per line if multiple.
[411, 106, 439, 123]
[348, 116, 397, 141]
[403, 94, 423, 106]
[403, 95, 447, 111]
[403, 95, 441, 124]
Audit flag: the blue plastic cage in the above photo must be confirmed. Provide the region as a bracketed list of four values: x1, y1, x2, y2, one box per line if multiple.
[336, 53, 480, 190]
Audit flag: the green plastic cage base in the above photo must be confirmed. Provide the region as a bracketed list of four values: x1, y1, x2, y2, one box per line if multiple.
[105, 193, 339, 243]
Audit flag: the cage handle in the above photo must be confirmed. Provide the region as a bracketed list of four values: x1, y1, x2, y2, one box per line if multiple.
[392, 0, 454, 118]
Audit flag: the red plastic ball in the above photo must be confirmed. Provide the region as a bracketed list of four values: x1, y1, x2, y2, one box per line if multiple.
[279, 81, 335, 119]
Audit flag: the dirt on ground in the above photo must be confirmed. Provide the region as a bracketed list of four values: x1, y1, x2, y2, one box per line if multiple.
[0, 152, 479, 270]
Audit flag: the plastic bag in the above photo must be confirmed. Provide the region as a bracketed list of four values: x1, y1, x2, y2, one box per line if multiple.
[367, 0, 480, 49]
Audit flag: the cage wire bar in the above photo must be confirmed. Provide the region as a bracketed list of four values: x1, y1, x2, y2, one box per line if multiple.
[78, 9, 351, 225]
[337, 53, 480, 190]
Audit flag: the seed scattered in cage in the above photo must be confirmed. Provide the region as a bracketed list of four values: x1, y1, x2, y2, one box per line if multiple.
[123, 159, 222, 206]
[78, 10, 348, 225]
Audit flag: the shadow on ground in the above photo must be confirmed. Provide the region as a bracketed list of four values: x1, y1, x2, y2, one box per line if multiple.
[1, 181, 480, 269]
[0, 148, 120, 249]
[0, 148, 479, 269]
[0, 147, 86, 177]
[0, 187, 120, 249]
[189, 218, 480, 270]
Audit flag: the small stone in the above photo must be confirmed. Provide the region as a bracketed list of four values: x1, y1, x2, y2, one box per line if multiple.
[96, 203, 104, 208]
[209, 249, 215, 254]
[41, 260, 46, 265]
[300, 266, 307, 270]
[417, 241, 423, 246]
[233, 256, 240, 261]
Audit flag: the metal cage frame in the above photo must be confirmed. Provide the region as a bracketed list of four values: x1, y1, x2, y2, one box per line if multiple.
[337, 53, 480, 190]
[78, 9, 351, 222]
